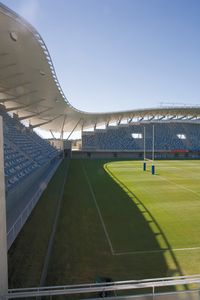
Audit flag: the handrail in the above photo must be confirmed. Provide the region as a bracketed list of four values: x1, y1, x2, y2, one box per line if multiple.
[6, 275, 200, 299]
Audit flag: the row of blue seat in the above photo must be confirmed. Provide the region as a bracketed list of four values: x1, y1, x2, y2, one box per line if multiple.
[0, 108, 59, 191]
[82, 123, 200, 151]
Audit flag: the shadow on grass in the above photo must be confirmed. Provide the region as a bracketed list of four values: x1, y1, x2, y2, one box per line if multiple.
[103, 161, 188, 291]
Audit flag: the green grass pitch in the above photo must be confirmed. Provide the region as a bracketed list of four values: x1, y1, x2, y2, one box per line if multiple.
[8, 159, 200, 288]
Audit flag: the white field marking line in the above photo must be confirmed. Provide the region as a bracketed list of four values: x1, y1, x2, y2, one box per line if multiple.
[102, 165, 200, 257]
[107, 167, 200, 256]
[158, 175, 200, 198]
[81, 162, 115, 255]
[114, 246, 200, 256]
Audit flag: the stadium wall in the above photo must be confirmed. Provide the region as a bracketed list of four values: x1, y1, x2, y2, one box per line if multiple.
[71, 150, 200, 160]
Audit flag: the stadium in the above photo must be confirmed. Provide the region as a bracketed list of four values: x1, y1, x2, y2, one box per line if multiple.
[0, 2, 200, 299]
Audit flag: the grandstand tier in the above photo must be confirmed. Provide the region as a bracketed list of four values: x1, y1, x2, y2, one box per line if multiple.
[0, 105, 61, 249]
[2, 105, 59, 191]
[82, 122, 200, 151]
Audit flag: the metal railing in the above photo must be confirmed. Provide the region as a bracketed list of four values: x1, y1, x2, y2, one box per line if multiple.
[4, 275, 200, 299]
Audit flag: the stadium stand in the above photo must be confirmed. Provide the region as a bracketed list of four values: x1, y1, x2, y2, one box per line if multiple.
[0, 105, 60, 248]
[82, 122, 200, 151]
[1, 105, 59, 191]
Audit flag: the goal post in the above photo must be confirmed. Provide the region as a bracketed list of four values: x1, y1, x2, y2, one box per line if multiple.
[143, 126, 146, 171]
[142, 124, 156, 175]
[151, 124, 155, 175]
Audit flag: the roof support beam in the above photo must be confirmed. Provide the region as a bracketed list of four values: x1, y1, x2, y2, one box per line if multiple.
[0, 90, 37, 102]
[0, 82, 30, 93]
[66, 119, 82, 140]
[6, 98, 50, 113]
[60, 115, 67, 140]
[128, 117, 133, 124]
[106, 120, 110, 128]
[187, 116, 196, 120]
[18, 108, 52, 121]
[168, 115, 176, 120]
[158, 115, 165, 121]
[29, 115, 61, 129]
[1, 98, 45, 110]
[49, 130, 56, 139]
[81, 121, 85, 132]
[24, 98, 46, 107]
[139, 116, 144, 122]
[117, 116, 122, 126]
[18, 113, 40, 121]
[178, 115, 187, 120]
[148, 116, 155, 121]
[6, 105, 26, 112]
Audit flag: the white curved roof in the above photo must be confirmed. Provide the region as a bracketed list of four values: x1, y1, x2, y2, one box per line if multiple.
[0, 3, 200, 133]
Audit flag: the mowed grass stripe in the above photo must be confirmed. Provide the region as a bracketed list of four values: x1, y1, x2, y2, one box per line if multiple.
[106, 160, 200, 249]
[46, 159, 113, 285]
[81, 161, 115, 255]
[46, 159, 169, 284]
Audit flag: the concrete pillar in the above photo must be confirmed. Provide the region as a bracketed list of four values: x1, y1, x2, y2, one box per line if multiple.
[0, 116, 8, 298]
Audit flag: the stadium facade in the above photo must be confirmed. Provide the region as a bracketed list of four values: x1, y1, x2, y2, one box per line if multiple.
[0, 2, 200, 299]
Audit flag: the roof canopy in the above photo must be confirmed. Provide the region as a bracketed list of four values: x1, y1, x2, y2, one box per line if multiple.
[0, 3, 200, 134]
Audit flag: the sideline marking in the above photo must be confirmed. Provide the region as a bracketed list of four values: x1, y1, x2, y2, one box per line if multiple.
[82, 162, 115, 255]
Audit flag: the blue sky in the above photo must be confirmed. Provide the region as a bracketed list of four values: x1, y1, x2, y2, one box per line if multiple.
[1, 0, 200, 112]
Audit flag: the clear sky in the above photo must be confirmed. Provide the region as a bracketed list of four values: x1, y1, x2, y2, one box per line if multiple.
[1, 0, 200, 113]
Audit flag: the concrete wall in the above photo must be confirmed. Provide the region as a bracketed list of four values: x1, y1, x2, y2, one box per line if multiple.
[71, 150, 200, 160]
